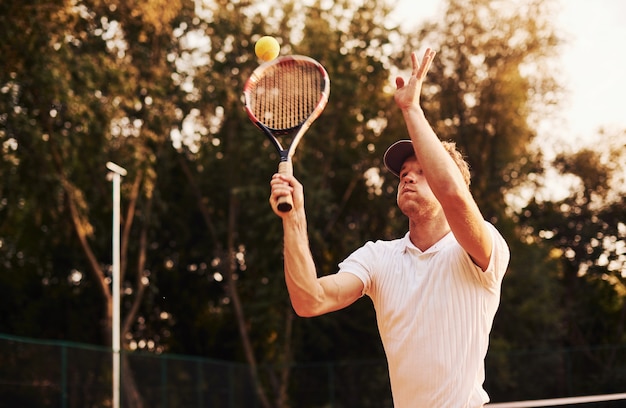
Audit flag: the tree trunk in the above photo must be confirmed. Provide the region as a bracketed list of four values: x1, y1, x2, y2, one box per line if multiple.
[226, 190, 272, 408]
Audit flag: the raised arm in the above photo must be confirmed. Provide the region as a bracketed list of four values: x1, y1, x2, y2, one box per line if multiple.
[394, 49, 492, 270]
[269, 173, 364, 316]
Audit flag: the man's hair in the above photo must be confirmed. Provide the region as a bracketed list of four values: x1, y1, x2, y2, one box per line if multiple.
[441, 141, 471, 187]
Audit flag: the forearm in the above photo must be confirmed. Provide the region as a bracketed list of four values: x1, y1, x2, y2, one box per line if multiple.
[282, 210, 324, 316]
[402, 106, 467, 195]
[403, 106, 492, 269]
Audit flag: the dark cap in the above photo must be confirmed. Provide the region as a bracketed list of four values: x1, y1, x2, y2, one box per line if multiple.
[383, 140, 415, 177]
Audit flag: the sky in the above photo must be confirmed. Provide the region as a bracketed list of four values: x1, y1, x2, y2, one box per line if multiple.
[390, 0, 626, 148]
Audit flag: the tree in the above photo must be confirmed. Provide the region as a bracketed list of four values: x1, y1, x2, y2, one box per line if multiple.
[1, 0, 121, 344]
[518, 131, 626, 393]
[1, 0, 198, 406]
[403, 0, 562, 222]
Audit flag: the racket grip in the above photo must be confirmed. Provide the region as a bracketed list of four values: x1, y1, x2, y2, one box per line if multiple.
[277, 160, 293, 212]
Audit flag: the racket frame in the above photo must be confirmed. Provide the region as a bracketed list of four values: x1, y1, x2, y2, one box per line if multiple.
[243, 55, 330, 211]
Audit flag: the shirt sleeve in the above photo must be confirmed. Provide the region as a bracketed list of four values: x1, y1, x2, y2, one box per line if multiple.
[475, 222, 510, 288]
[337, 241, 378, 297]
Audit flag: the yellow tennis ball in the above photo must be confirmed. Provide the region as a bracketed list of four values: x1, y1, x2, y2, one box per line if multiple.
[255, 36, 280, 62]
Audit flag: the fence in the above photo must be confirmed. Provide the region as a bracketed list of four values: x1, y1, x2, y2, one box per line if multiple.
[0, 333, 256, 408]
[1, 333, 625, 407]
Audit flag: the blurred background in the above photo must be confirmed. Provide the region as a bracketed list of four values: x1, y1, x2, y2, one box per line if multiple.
[1, 0, 625, 406]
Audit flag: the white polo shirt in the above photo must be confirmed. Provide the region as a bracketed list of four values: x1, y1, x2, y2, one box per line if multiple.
[338, 222, 509, 407]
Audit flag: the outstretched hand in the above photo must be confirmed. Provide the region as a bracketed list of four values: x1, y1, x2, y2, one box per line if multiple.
[394, 48, 436, 111]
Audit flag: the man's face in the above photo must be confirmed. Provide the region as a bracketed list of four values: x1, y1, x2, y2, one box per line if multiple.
[396, 156, 440, 217]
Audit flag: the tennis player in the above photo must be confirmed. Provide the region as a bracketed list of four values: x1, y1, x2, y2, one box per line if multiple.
[269, 48, 510, 407]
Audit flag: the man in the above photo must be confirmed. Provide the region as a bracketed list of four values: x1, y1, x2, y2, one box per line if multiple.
[269, 48, 510, 407]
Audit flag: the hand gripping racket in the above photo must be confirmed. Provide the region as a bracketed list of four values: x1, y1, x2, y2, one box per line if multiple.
[244, 55, 330, 212]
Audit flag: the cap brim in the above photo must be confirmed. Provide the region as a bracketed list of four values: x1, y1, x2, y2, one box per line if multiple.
[383, 140, 415, 177]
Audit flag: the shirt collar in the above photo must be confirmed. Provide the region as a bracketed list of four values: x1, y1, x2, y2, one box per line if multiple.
[402, 231, 455, 255]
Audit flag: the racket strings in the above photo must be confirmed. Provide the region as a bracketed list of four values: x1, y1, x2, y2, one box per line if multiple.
[252, 61, 324, 131]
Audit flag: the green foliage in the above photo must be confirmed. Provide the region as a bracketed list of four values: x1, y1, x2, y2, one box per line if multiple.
[514, 134, 626, 399]
[406, 0, 562, 221]
[520, 142, 626, 347]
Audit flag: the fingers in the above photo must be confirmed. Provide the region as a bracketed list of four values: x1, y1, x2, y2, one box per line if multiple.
[414, 48, 436, 80]
[422, 48, 436, 76]
[269, 173, 297, 214]
[394, 48, 436, 110]
[411, 52, 420, 77]
[399, 48, 436, 91]
[270, 173, 292, 199]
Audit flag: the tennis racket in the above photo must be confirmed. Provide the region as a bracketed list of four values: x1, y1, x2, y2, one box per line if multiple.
[244, 55, 330, 212]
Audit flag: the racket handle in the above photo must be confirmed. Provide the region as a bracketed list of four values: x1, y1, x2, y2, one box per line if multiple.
[277, 160, 293, 212]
